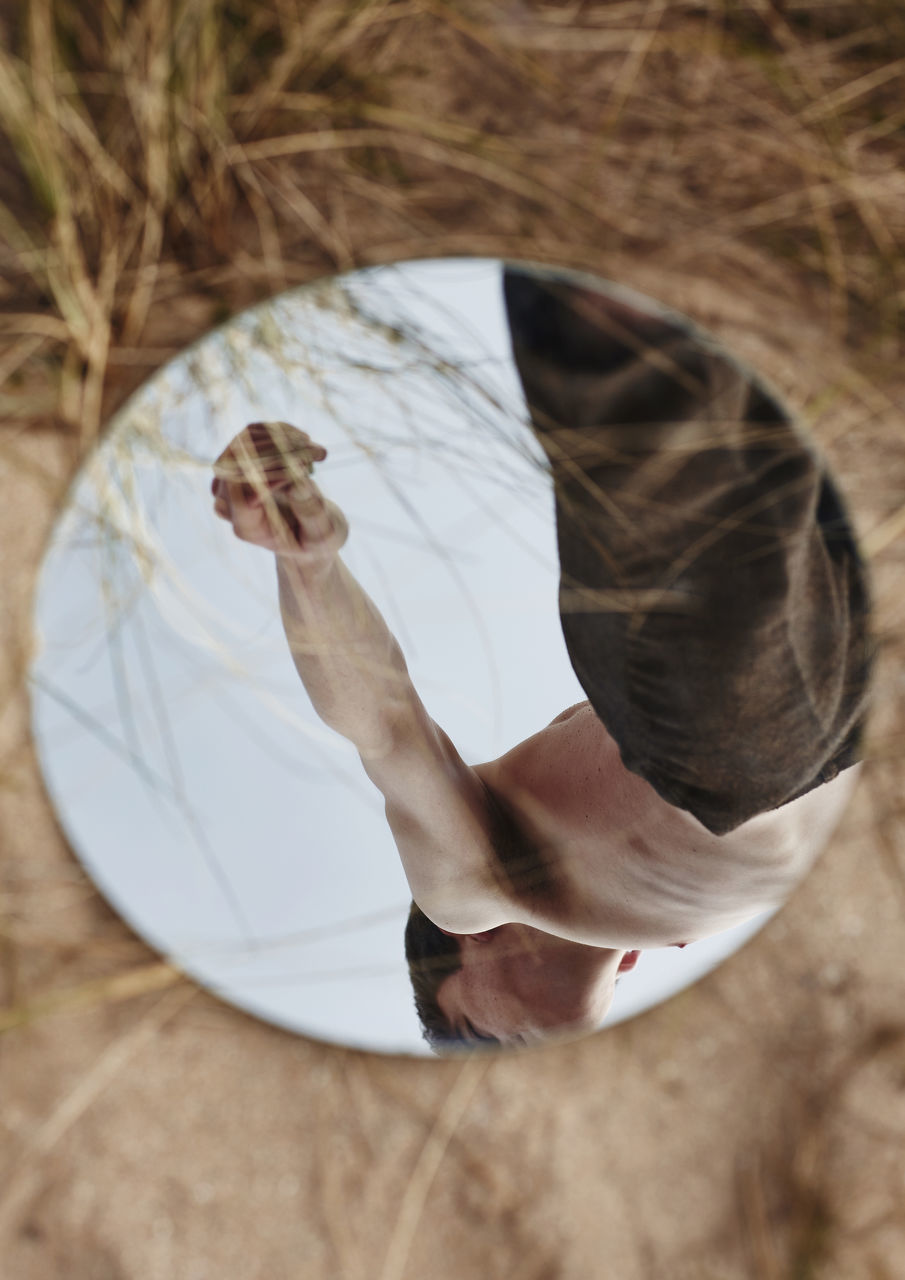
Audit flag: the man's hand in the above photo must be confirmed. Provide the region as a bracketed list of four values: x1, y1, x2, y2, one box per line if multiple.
[211, 422, 348, 571]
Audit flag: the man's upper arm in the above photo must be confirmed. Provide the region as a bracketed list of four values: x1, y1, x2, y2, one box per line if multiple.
[358, 707, 513, 933]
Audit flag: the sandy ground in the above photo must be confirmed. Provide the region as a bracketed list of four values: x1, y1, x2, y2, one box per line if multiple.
[2, 5, 905, 1278]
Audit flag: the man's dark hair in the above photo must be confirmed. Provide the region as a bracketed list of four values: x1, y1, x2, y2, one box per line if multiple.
[403, 901, 474, 1052]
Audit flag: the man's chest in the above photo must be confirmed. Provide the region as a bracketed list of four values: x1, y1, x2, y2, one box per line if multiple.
[484, 705, 826, 946]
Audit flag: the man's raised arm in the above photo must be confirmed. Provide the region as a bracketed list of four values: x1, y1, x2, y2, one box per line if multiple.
[210, 422, 513, 932]
[212, 421, 421, 757]
[276, 557, 416, 757]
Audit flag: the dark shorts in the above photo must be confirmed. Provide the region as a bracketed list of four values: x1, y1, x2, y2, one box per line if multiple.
[503, 265, 872, 836]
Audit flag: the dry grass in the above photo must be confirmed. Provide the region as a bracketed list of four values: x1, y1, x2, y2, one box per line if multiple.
[1, 2, 905, 1277]
[0, 1, 903, 437]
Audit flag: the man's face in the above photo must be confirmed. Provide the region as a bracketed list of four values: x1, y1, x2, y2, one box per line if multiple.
[435, 922, 638, 1048]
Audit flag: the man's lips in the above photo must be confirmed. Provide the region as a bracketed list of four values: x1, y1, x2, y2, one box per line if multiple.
[618, 949, 640, 974]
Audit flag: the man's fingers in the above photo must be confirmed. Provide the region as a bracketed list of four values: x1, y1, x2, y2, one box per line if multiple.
[226, 490, 270, 544]
[289, 501, 332, 542]
[213, 423, 327, 485]
[213, 450, 320, 487]
[292, 497, 349, 552]
[211, 423, 345, 560]
[246, 421, 327, 463]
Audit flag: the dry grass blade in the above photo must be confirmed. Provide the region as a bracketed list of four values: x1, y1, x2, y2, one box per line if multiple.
[377, 1055, 491, 1280]
[0, 960, 185, 1033]
[0, 984, 195, 1244]
[798, 54, 905, 123]
[597, 0, 668, 131]
[736, 1152, 783, 1280]
[226, 128, 610, 230]
[860, 503, 905, 557]
[415, 0, 561, 90]
[230, 90, 539, 154]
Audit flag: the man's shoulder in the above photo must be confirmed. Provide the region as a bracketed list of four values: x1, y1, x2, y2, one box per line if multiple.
[360, 711, 532, 934]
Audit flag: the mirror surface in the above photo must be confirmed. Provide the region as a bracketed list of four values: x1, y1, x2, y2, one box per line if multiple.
[30, 259, 868, 1055]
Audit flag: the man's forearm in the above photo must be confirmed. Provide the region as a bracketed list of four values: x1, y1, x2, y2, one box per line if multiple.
[276, 554, 421, 755]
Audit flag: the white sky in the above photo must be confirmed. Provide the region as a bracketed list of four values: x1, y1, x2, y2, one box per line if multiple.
[30, 258, 771, 1057]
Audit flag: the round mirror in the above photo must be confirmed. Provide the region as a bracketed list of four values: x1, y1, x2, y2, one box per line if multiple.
[29, 259, 870, 1055]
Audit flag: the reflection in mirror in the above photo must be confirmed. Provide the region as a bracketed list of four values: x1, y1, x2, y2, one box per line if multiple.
[30, 260, 871, 1056]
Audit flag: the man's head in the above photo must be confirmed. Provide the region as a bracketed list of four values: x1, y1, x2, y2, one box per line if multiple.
[405, 902, 638, 1053]
[404, 902, 474, 1049]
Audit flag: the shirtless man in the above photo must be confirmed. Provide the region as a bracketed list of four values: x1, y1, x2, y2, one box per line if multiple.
[211, 268, 871, 1051]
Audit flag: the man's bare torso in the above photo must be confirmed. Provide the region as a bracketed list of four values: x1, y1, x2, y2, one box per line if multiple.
[475, 702, 859, 950]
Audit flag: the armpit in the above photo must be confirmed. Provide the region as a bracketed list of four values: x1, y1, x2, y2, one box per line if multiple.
[479, 780, 569, 912]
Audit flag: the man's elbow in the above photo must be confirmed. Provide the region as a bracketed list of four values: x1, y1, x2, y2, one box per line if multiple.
[412, 888, 510, 938]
